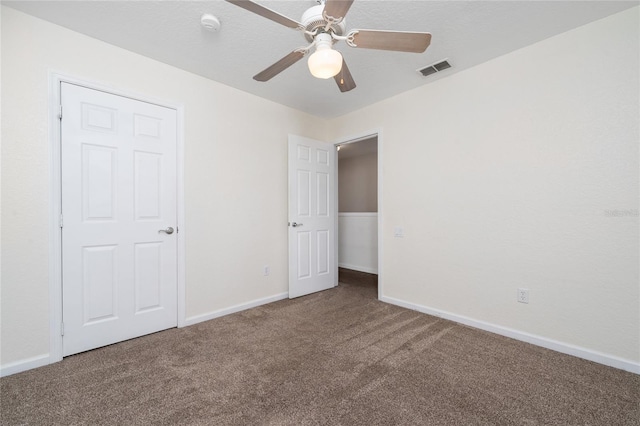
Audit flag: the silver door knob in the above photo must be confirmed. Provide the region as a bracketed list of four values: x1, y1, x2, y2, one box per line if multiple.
[159, 227, 174, 234]
[291, 222, 303, 227]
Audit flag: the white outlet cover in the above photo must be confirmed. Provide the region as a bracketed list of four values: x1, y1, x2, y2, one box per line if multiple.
[517, 288, 529, 304]
[394, 227, 404, 238]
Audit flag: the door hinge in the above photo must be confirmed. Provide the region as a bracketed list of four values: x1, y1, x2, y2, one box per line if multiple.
[61, 322, 64, 336]
[59, 214, 63, 228]
[58, 105, 63, 120]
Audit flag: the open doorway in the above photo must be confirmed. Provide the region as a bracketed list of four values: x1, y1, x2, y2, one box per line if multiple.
[336, 136, 379, 298]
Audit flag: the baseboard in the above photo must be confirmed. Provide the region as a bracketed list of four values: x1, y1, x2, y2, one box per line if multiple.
[1, 293, 289, 376]
[0, 354, 53, 377]
[183, 292, 289, 327]
[338, 263, 378, 275]
[380, 295, 640, 375]
[8, 293, 635, 376]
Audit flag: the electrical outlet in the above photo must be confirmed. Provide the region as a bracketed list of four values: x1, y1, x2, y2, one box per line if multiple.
[517, 288, 529, 304]
[263, 265, 270, 276]
[394, 227, 404, 238]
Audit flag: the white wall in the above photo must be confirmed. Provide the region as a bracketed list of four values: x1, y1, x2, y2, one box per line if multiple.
[2, 5, 638, 374]
[338, 213, 378, 274]
[328, 8, 639, 367]
[0, 7, 327, 369]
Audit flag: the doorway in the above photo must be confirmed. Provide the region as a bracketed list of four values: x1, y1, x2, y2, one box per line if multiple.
[335, 134, 381, 298]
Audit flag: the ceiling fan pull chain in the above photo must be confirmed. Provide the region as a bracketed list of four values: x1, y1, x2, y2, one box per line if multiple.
[295, 44, 313, 56]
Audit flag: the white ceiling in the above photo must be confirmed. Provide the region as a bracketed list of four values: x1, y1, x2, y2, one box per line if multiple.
[5, 1, 637, 118]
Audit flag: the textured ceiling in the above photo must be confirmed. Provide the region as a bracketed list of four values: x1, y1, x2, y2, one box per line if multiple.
[5, 1, 637, 118]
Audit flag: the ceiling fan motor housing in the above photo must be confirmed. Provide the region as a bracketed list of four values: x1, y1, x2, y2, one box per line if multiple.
[301, 4, 346, 42]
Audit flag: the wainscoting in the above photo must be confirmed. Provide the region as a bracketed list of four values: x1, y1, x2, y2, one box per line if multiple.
[338, 212, 378, 274]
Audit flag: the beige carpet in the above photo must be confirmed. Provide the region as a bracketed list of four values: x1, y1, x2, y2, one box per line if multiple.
[1, 269, 639, 425]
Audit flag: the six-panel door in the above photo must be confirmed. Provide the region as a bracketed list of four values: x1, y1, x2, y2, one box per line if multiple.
[61, 83, 178, 356]
[288, 135, 336, 298]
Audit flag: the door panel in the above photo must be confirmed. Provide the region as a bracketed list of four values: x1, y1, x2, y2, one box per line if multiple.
[61, 83, 177, 356]
[83, 145, 117, 221]
[288, 135, 336, 298]
[297, 170, 311, 216]
[82, 245, 118, 323]
[134, 151, 162, 219]
[317, 172, 329, 216]
[317, 230, 329, 274]
[134, 242, 162, 312]
[297, 231, 311, 279]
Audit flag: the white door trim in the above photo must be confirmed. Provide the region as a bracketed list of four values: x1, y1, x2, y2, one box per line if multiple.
[332, 129, 383, 299]
[48, 72, 186, 365]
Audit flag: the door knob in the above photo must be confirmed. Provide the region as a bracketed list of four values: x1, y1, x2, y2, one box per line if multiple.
[159, 227, 174, 234]
[291, 222, 303, 227]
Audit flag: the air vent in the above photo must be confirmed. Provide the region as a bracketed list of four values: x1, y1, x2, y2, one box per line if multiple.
[418, 59, 451, 77]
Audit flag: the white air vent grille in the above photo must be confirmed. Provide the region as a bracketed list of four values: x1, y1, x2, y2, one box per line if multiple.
[418, 59, 451, 77]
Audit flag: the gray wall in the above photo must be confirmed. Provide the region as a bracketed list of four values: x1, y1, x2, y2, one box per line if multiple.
[338, 139, 378, 212]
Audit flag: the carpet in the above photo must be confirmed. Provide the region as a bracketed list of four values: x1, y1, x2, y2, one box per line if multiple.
[1, 269, 638, 425]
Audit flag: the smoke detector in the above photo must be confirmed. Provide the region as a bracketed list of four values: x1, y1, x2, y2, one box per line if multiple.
[201, 14, 221, 32]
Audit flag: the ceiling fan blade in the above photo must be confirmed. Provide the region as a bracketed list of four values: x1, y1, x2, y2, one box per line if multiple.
[350, 30, 432, 53]
[323, 0, 355, 21]
[334, 59, 356, 92]
[253, 50, 305, 82]
[226, 0, 302, 29]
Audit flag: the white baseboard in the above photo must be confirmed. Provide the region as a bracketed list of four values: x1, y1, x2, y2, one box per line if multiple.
[1, 293, 289, 376]
[380, 295, 640, 375]
[339, 263, 378, 275]
[0, 354, 53, 377]
[7, 293, 636, 376]
[183, 292, 289, 327]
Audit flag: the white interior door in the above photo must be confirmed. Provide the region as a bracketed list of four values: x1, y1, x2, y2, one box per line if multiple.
[288, 135, 336, 298]
[61, 82, 177, 356]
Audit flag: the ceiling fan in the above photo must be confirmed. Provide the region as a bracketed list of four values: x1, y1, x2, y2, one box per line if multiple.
[226, 0, 432, 92]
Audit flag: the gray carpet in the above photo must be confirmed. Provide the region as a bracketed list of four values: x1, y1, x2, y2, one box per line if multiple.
[1, 268, 639, 425]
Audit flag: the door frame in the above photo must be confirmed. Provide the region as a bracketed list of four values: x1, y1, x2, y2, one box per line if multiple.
[48, 72, 186, 364]
[332, 129, 383, 299]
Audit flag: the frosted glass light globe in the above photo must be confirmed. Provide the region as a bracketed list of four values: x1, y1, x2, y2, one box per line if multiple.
[308, 46, 343, 79]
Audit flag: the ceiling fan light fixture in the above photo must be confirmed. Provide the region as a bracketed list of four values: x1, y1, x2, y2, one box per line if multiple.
[226, 0, 431, 92]
[308, 33, 343, 79]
